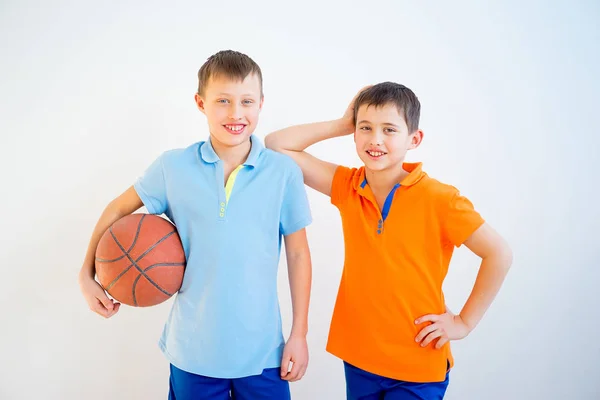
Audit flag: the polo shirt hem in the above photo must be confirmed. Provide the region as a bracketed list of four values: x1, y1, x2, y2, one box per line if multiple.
[159, 340, 282, 379]
[326, 345, 450, 383]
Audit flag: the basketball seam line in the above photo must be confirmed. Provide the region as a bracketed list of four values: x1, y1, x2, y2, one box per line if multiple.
[111, 229, 176, 305]
[95, 214, 146, 263]
[108, 216, 178, 306]
[104, 262, 184, 291]
[131, 262, 185, 305]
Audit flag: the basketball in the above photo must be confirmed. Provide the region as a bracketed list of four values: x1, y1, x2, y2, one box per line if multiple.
[95, 213, 186, 307]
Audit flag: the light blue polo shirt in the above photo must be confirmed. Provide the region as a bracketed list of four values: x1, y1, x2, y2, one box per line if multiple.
[133, 135, 312, 379]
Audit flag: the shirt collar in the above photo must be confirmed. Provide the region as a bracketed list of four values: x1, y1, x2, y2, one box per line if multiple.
[354, 162, 426, 191]
[199, 134, 263, 167]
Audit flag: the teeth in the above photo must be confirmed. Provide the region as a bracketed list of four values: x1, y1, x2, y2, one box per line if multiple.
[226, 125, 244, 131]
[368, 151, 385, 157]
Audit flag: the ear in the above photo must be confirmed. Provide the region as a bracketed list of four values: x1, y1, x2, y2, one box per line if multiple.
[258, 95, 265, 112]
[195, 93, 206, 115]
[409, 130, 424, 150]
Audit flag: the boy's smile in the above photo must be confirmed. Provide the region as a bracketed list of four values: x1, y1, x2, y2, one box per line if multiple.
[223, 123, 247, 135]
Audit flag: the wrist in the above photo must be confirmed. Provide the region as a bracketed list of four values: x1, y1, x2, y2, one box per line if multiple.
[334, 118, 355, 136]
[458, 313, 476, 333]
[290, 324, 308, 339]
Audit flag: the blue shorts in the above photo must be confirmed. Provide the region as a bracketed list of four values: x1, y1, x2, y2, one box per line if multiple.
[344, 362, 450, 400]
[168, 364, 290, 400]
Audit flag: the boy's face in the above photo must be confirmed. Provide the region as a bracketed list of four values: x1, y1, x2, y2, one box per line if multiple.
[195, 73, 263, 148]
[354, 103, 422, 172]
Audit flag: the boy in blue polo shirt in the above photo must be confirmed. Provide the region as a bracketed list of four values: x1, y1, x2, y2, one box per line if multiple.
[78, 50, 312, 400]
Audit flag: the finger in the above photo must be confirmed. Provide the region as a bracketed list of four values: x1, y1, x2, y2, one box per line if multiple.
[435, 336, 449, 349]
[280, 355, 292, 377]
[415, 323, 439, 343]
[282, 361, 296, 381]
[106, 302, 121, 318]
[422, 330, 444, 347]
[415, 314, 440, 325]
[297, 364, 308, 381]
[90, 298, 110, 318]
[288, 360, 302, 382]
[99, 294, 114, 312]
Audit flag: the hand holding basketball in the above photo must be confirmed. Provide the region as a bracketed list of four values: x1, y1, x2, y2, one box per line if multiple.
[79, 273, 121, 318]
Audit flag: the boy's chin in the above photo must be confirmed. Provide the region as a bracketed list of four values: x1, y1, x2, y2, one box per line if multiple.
[359, 158, 390, 171]
[211, 131, 252, 146]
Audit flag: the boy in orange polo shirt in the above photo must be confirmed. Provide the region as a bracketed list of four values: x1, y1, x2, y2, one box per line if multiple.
[265, 82, 513, 399]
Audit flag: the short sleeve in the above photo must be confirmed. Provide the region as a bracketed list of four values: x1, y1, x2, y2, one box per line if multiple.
[279, 166, 312, 236]
[442, 189, 485, 247]
[133, 154, 168, 215]
[330, 166, 355, 208]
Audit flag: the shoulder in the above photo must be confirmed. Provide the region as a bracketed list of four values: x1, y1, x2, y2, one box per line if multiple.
[159, 142, 202, 166]
[259, 148, 304, 180]
[333, 165, 363, 190]
[417, 174, 460, 203]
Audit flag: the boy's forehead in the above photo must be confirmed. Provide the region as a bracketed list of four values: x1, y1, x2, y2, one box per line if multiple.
[357, 103, 407, 127]
[205, 73, 261, 96]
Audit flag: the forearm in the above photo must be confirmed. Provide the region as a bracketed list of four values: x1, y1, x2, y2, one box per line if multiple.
[79, 201, 134, 280]
[287, 251, 312, 338]
[459, 251, 512, 330]
[266, 119, 353, 152]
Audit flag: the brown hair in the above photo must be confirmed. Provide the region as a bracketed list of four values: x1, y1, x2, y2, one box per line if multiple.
[353, 82, 421, 133]
[197, 50, 263, 96]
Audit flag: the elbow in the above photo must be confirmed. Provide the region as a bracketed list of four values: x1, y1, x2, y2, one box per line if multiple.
[504, 245, 514, 271]
[496, 240, 514, 272]
[264, 133, 278, 150]
[106, 196, 134, 220]
[105, 201, 126, 220]
[287, 248, 312, 270]
[481, 239, 513, 274]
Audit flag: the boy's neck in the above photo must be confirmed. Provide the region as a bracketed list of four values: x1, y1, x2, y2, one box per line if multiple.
[210, 135, 252, 167]
[365, 161, 409, 194]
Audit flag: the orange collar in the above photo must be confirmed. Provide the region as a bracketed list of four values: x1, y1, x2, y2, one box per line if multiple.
[353, 162, 426, 191]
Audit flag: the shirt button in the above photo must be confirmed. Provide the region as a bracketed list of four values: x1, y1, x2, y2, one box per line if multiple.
[220, 202, 225, 207]
[219, 213, 224, 217]
[220, 207, 225, 212]
[377, 230, 381, 234]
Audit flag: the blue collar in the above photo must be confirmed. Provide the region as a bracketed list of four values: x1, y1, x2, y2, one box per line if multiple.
[200, 135, 263, 167]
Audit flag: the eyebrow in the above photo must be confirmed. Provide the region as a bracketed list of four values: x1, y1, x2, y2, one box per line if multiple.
[357, 120, 400, 128]
[217, 93, 257, 97]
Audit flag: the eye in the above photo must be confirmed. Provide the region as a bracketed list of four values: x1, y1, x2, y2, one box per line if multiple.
[384, 128, 397, 134]
[359, 126, 371, 131]
[242, 99, 254, 105]
[217, 99, 229, 104]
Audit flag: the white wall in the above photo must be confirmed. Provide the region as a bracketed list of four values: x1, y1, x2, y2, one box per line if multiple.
[1, 1, 598, 399]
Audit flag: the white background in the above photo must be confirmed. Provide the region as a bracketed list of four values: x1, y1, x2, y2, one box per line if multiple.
[1, 1, 598, 399]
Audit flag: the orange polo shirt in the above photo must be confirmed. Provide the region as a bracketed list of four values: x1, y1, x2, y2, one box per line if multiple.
[326, 163, 485, 383]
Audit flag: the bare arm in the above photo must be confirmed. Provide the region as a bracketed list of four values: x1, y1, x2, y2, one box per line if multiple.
[415, 223, 513, 348]
[280, 228, 312, 382]
[78, 186, 143, 318]
[458, 222, 513, 330]
[265, 120, 349, 196]
[265, 88, 369, 196]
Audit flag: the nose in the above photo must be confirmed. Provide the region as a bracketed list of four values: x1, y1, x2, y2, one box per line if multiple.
[370, 129, 384, 146]
[228, 103, 242, 120]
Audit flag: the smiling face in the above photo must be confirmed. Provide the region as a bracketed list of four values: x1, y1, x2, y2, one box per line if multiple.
[195, 73, 263, 150]
[354, 102, 422, 172]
